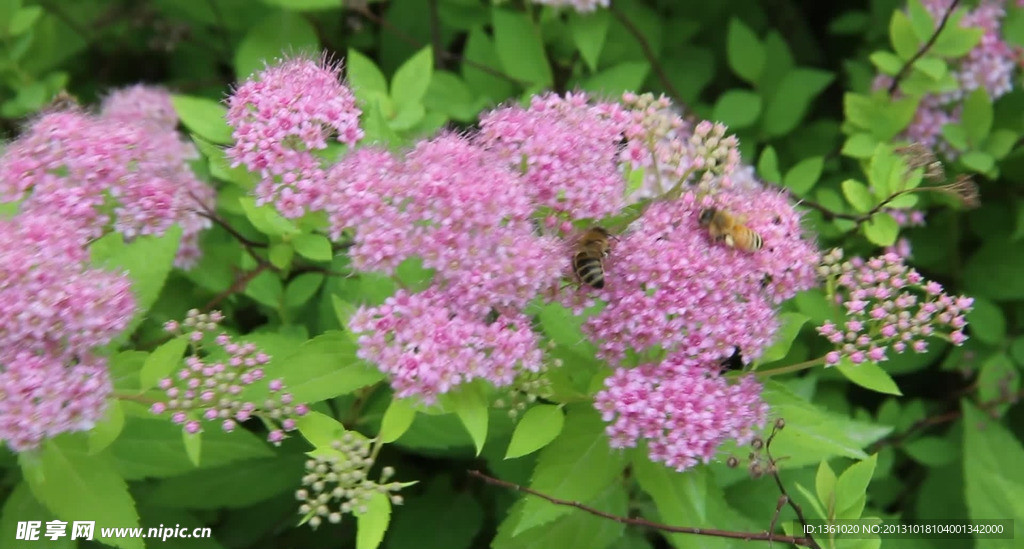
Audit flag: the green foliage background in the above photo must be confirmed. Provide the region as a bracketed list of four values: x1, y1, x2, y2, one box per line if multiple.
[1, 1, 1023, 549]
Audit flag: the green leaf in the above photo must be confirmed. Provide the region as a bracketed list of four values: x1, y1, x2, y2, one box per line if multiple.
[389, 477, 484, 549]
[962, 401, 1024, 545]
[536, 303, 597, 355]
[255, 331, 383, 403]
[21, 438, 142, 549]
[108, 416, 274, 480]
[505, 404, 565, 459]
[762, 68, 834, 137]
[889, 11, 919, 59]
[815, 460, 837, 513]
[356, 492, 391, 549]
[761, 381, 891, 467]
[633, 455, 756, 548]
[0, 483, 76, 549]
[284, 272, 324, 308]
[260, 0, 342, 10]
[183, 431, 201, 467]
[931, 17, 984, 57]
[244, 270, 283, 309]
[903, 436, 957, 467]
[834, 454, 877, 518]
[445, 383, 489, 456]
[869, 51, 903, 74]
[495, 482, 626, 549]
[965, 238, 1024, 300]
[965, 297, 1005, 345]
[837, 359, 902, 395]
[146, 456, 306, 509]
[492, 8, 552, 86]
[239, 197, 299, 236]
[580, 61, 650, 96]
[513, 406, 626, 534]
[985, 128, 1018, 160]
[424, 71, 479, 122]
[391, 46, 433, 109]
[962, 88, 993, 146]
[913, 57, 946, 80]
[759, 312, 809, 364]
[139, 336, 188, 392]
[296, 410, 348, 449]
[961, 150, 995, 174]
[906, 0, 935, 41]
[88, 400, 125, 455]
[568, 10, 610, 72]
[292, 233, 333, 261]
[757, 146, 781, 183]
[844, 93, 919, 140]
[90, 226, 182, 328]
[726, 18, 764, 84]
[862, 212, 899, 247]
[380, 399, 417, 443]
[462, 27, 517, 101]
[711, 89, 762, 130]
[8, 5, 42, 36]
[170, 95, 233, 145]
[347, 48, 389, 101]
[783, 156, 824, 196]
[234, 12, 320, 81]
[841, 179, 875, 212]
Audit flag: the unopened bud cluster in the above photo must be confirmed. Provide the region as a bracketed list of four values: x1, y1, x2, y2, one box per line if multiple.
[296, 434, 406, 529]
[817, 249, 973, 366]
[151, 310, 308, 443]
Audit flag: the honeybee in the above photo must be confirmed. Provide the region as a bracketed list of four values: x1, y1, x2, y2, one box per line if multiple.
[573, 227, 611, 289]
[698, 208, 763, 252]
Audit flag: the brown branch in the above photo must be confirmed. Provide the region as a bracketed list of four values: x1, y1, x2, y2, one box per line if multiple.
[349, 4, 527, 88]
[468, 470, 819, 547]
[608, 3, 688, 116]
[887, 0, 961, 96]
[765, 423, 821, 549]
[203, 263, 271, 311]
[427, 0, 444, 70]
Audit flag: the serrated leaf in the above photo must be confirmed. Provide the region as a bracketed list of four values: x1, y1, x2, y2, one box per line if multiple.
[568, 10, 610, 72]
[513, 406, 626, 534]
[841, 179, 875, 212]
[392, 46, 433, 109]
[836, 359, 902, 395]
[505, 405, 565, 459]
[492, 8, 552, 86]
[356, 492, 391, 549]
[234, 12, 320, 81]
[0, 483, 76, 549]
[380, 399, 417, 443]
[726, 18, 764, 83]
[783, 156, 824, 196]
[139, 336, 187, 392]
[495, 482, 626, 549]
[296, 411, 348, 449]
[21, 438, 142, 549]
[862, 212, 900, 247]
[239, 197, 299, 236]
[171, 95, 233, 144]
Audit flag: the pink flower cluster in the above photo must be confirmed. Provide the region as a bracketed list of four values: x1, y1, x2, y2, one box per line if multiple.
[350, 289, 543, 402]
[595, 355, 768, 471]
[0, 211, 136, 451]
[226, 57, 363, 218]
[0, 86, 213, 267]
[582, 189, 819, 367]
[880, 0, 1020, 155]
[151, 310, 308, 444]
[816, 249, 972, 365]
[477, 92, 630, 221]
[329, 134, 565, 318]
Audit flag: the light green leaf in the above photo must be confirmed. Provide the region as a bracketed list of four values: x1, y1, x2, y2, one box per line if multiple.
[869, 51, 903, 74]
[580, 61, 650, 96]
[462, 27, 517, 101]
[347, 48, 389, 101]
[88, 400, 125, 455]
[90, 226, 182, 329]
[21, 438, 142, 549]
[711, 89, 762, 129]
[284, 272, 324, 308]
[513, 406, 626, 534]
[903, 436, 957, 467]
[492, 8, 552, 86]
[837, 359, 902, 395]
[0, 483, 76, 549]
[815, 460, 837, 514]
[356, 492, 391, 549]
[392, 46, 433, 109]
[234, 11, 320, 81]
[726, 18, 764, 84]
[296, 411, 348, 449]
[139, 336, 188, 392]
[862, 212, 900, 247]
[759, 312, 809, 364]
[380, 399, 417, 443]
[505, 404, 565, 459]
[889, 11, 919, 60]
[445, 383, 489, 456]
[783, 156, 824, 196]
[961, 150, 995, 174]
[292, 233, 333, 261]
[834, 454, 877, 518]
[962, 88, 993, 146]
[260, 0, 343, 10]
[568, 9, 610, 72]
[762, 68, 834, 137]
[757, 146, 781, 183]
[253, 331, 383, 404]
[171, 95, 233, 144]
[183, 431, 201, 467]
[244, 270, 283, 309]
[841, 179, 875, 212]
[239, 197, 300, 236]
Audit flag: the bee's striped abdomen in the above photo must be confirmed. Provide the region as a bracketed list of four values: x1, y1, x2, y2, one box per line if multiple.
[573, 252, 605, 289]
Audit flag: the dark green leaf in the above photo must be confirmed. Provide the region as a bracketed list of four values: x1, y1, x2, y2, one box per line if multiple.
[965, 297, 1005, 345]
[962, 402, 1024, 541]
[284, 272, 324, 308]
[759, 312, 809, 363]
[757, 146, 781, 183]
[580, 61, 650, 96]
[90, 227, 182, 330]
[711, 89, 762, 130]
[963, 238, 1024, 300]
[962, 88, 993, 146]
[492, 8, 552, 86]
[568, 10, 610, 72]
[234, 11, 320, 81]
[146, 456, 305, 509]
[0, 483, 76, 549]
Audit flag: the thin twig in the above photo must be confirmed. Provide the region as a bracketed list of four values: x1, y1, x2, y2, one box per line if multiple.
[468, 470, 819, 547]
[608, 3, 687, 114]
[765, 426, 821, 549]
[887, 0, 962, 95]
[203, 263, 270, 311]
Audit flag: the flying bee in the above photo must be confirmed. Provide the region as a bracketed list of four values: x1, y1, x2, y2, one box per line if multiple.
[573, 226, 612, 289]
[698, 208, 763, 252]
